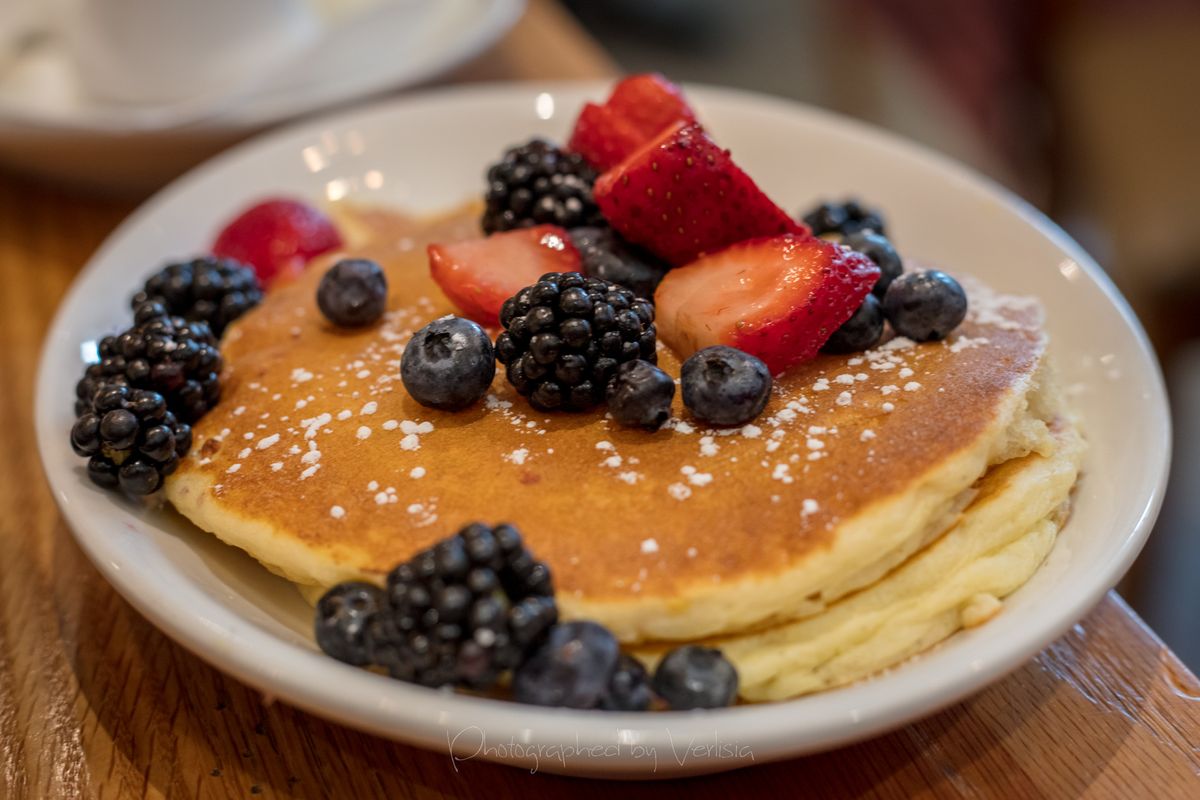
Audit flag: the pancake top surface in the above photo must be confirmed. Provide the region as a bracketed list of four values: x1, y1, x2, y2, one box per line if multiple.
[168, 204, 1046, 607]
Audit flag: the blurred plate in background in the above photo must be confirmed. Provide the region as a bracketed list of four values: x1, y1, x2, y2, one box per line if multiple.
[0, 0, 523, 192]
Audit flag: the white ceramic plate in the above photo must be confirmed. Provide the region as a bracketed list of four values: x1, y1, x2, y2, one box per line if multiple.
[0, 0, 523, 189]
[35, 82, 1170, 778]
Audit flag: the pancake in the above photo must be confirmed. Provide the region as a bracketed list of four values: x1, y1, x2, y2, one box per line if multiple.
[634, 398, 1083, 700]
[165, 203, 1072, 655]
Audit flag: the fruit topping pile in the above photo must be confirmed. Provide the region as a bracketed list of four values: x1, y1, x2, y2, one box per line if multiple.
[316, 524, 739, 710]
[420, 72, 971, 430]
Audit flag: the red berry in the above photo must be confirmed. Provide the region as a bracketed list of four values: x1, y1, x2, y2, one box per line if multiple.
[594, 122, 805, 267]
[606, 73, 696, 140]
[654, 234, 881, 373]
[567, 102, 644, 173]
[212, 197, 342, 287]
[567, 73, 697, 171]
[428, 226, 581, 327]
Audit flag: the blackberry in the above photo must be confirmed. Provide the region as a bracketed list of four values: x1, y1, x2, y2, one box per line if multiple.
[801, 199, 887, 238]
[70, 386, 191, 495]
[569, 226, 671, 299]
[495, 273, 656, 412]
[131, 256, 262, 337]
[74, 363, 125, 417]
[481, 139, 604, 234]
[361, 523, 557, 689]
[315, 582, 385, 666]
[80, 304, 222, 423]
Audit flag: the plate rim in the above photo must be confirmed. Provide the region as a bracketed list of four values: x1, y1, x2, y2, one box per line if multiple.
[34, 79, 1173, 776]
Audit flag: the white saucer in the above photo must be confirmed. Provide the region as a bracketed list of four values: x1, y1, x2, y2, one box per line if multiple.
[35, 82, 1170, 777]
[0, 0, 523, 190]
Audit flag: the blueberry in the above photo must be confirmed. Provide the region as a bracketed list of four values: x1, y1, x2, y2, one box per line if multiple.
[317, 259, 387, 327]
[652, 645, 738, 710]
[840, 200, 887, 236]
[315, 581, 385, 666]
[606, 359, 675, 429]
[882, 270, 968, 342]
[512, 621, 619, 708]
[800, 202, 848, 236]
[801, 199, 887, 237]
[569, 227, 670, 299]
[822, 294, 885, 354]
[600, 654, 654, 711]
[401, 316, 495, 410]
[844, 231, 903, 297]
[680, 346, 771, 426]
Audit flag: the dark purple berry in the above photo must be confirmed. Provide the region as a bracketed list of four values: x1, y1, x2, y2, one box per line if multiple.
[317, 259, 387, 327]
[882, 270, 968, 342]
[652, 646, 738, 710]
[680, 346, 771, 426]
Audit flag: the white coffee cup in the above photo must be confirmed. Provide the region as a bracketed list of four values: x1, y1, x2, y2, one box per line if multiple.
[56, 0, 321, 106]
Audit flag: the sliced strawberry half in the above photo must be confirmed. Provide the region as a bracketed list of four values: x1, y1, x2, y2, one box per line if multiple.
[594, 122, 804, 267]
[428, 225, 581, 327]
[212, 197, 342, 287]
[654, 234, 881, 373]
[607, 73, 696, 138]
[567, 73, 697, 171]
[567, 102, 645, 173]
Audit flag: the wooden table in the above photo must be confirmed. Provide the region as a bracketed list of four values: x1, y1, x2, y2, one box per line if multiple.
[3, 2, 1198, 796]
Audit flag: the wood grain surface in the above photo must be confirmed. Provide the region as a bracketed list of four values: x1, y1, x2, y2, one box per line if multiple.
[3, 2, 1199, 797]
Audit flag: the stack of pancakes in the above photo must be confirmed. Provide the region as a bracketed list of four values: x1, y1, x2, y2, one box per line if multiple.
[166, 205, 1083, 702]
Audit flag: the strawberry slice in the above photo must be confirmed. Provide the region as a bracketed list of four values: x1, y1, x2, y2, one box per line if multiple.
[567, 102, 645, 173]
[654, 234, 881, 373]
[606, 73, 697, 139]
[594, 122, 804, 267]
[212, 197, 342, 287]
[567, 74, 697, 171]
[428, 225, 581, 327]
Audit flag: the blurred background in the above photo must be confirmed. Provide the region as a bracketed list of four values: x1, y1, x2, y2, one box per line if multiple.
[2, 0, 1196, 664]
[561, 0, 1200, 668]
